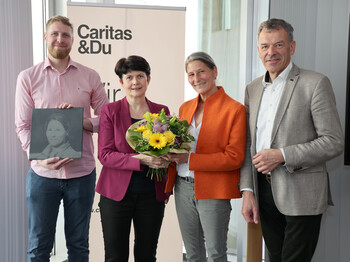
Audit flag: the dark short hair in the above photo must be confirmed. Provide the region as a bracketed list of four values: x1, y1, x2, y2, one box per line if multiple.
[45, 112, 70, 135]
[184, 52, 217, 73]
[114, 55, 151, 80]
[258, 18, 294, 43]
[46, 15, 73, 34]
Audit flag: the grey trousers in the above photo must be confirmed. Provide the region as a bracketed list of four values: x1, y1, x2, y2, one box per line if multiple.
[174, 177, 231, 262]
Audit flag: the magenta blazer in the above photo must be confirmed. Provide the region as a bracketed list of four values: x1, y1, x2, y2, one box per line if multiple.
[96, 97, 170, 202]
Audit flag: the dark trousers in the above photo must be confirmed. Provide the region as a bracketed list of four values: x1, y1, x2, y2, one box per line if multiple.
[258, 173, 322, 262]
[99, 192, 165, 262]
[26, 169, 96, 262]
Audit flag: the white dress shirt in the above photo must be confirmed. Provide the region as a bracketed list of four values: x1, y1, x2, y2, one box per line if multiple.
[256, 62, 292, 156]
[177, 114, 201, 178]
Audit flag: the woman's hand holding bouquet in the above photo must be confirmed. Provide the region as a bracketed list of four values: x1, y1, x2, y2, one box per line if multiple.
[131, 153, 169, 169]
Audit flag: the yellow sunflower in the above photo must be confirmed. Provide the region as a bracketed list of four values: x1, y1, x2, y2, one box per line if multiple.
[135, 125, 147, 132]
[142, 130, 152, 140]
[164, 130, 175, 145]
[149, 133, 167, 149]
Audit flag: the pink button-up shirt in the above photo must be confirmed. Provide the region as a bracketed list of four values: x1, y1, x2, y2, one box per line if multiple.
[15, 57, 109, 179]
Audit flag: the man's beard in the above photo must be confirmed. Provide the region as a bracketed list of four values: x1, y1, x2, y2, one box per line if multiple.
[48, 46, 71, 59]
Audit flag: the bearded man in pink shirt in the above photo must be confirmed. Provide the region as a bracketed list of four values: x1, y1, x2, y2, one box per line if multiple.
[15, 15, 108, 262]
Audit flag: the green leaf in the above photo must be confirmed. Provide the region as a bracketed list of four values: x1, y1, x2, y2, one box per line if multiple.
[128, 129, 141, 136]
[182, 120, 189, 127]
[169, 116, 177, 125]
[159, 108, 166, 121]
[151, 146, 170, 156]
[139, 144, 150, 151]
[129, 135, 141, 142]
[146, 112, 152, 123]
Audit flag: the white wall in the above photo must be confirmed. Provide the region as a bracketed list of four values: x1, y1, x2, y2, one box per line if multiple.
[269, 0, 350, 261]
[0, 0, 32, 261]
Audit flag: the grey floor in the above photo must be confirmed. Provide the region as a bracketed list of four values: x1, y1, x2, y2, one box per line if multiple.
[183, 253, 238, 262]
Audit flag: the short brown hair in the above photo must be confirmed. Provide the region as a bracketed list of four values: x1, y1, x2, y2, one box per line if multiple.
[46, 15, 73, 34]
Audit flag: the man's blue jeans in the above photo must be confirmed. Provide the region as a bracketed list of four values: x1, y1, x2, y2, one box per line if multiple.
[26, 168, 96, 262]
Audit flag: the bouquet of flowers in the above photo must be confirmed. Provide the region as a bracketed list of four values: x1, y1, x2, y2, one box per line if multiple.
[126, 108, 195, 181]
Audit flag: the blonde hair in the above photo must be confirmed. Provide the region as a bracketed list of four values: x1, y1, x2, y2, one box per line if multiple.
[46, 15, 73, 34]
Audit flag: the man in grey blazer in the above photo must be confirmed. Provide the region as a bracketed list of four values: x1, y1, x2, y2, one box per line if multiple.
[240, 18, 344, 262]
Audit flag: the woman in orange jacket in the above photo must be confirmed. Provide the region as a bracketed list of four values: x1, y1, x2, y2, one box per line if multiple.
[164, 52, 246, 262]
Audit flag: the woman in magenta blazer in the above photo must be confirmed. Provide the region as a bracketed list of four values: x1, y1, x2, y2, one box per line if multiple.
[96, 55, 170, 262]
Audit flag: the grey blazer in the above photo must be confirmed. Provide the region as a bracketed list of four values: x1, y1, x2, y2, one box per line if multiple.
[240, 64, 344, 216]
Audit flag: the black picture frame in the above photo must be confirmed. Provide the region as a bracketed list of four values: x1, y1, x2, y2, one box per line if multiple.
[29, 108, 84, 160]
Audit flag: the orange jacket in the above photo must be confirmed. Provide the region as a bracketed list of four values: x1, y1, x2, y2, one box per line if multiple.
[165, 87, 246, 199]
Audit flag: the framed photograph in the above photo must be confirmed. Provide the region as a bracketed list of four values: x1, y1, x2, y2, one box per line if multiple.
[29, 108, 84, 160]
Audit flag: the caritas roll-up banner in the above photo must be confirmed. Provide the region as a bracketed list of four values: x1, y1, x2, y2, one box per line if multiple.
[67, 3, 185, 261]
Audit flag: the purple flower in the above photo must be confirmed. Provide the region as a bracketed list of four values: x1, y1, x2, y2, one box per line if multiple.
[153, 120, 169, 133]
[175, 137, 183, 147]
